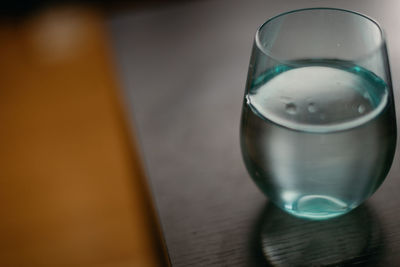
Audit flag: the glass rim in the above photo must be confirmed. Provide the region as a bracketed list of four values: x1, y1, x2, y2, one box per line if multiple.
[255, 7, 386, 63]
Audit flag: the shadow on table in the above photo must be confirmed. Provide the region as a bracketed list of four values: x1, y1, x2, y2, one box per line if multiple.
[249, 202, 385, 266]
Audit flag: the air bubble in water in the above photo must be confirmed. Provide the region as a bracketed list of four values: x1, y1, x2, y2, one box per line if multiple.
[307, 103, 317, 113]
[358, 104, 366, 114]
[285, 103, 297, 115]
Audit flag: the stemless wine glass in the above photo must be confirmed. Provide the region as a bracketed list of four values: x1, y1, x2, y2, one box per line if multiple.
[240, 8, 397, 220]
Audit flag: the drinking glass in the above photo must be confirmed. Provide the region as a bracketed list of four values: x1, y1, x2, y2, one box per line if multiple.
[240, 8, 397, 220]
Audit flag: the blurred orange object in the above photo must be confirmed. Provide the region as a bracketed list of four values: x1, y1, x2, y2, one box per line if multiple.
[0, 6, 168, 267]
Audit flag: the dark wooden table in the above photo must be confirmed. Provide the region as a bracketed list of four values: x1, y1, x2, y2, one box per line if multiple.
[108, 0, 400, 265]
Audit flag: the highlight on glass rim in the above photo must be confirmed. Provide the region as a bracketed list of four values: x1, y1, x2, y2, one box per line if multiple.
[240, 8, 397, 220]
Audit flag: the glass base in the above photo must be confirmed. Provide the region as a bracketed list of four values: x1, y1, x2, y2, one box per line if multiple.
[260, 202, 382, 266]
[284, 195, 354, 220]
